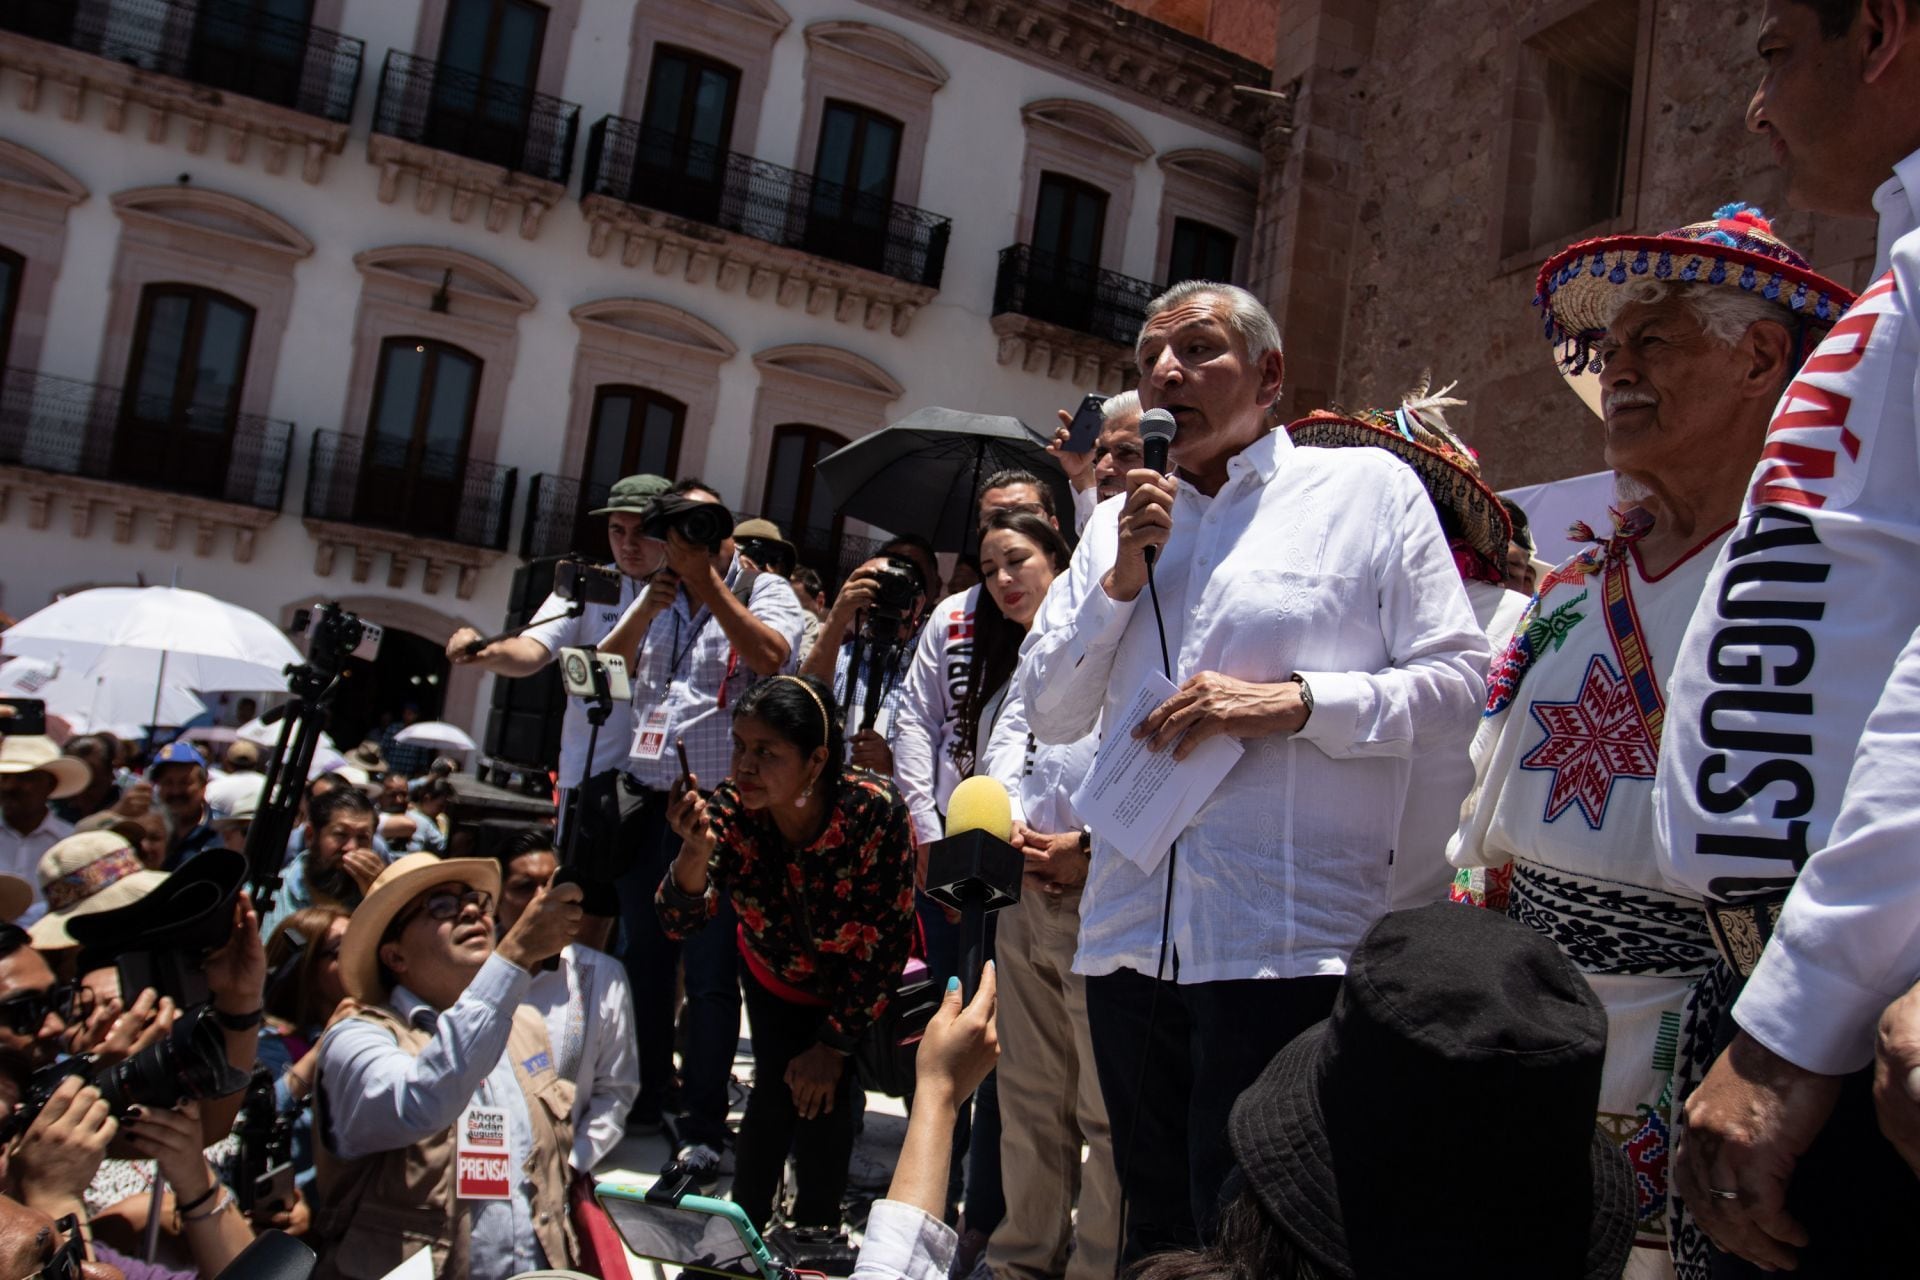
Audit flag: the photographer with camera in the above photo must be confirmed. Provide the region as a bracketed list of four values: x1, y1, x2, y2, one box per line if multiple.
[799, 535, 941, 776]
[596, 478, 809, 1174]
[1, 1078, 258, 1280]
[447, 473, 671, 884]
[311, 853, 583, 1280]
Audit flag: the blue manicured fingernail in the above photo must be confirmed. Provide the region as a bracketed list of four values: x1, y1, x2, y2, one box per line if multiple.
[946, 976, 960, 993]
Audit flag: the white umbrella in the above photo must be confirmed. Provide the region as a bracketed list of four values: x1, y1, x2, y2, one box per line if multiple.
[3, 587, 302, 733]
[0, 656, 208, 738]
[237, 715, 337, 754]
[394, 720, 477, 752]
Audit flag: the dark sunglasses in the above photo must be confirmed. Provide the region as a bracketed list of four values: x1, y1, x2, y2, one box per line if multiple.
[0, 984, 93, 1038]
[395, 887, 493, 933]
[21, 1215, 83, 1280]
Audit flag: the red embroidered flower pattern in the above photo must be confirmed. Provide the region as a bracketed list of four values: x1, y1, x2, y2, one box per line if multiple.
[655, 772, 917, 1039]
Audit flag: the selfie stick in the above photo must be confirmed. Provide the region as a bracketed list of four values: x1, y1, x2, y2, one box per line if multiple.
[458, 601, 581, 658]
[547, 656, 617, 974]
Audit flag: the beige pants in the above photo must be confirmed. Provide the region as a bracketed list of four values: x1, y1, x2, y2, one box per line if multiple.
[985, 889, 1121, 1280]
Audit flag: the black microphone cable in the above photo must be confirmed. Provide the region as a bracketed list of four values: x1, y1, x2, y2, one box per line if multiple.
[1113, 463, 1180, 1275]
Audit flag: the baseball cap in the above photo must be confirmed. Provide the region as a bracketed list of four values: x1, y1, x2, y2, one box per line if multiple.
[149, 741, 208, 774]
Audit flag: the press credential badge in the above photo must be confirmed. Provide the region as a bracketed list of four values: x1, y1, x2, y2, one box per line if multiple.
[456, 1104, 512, 1200]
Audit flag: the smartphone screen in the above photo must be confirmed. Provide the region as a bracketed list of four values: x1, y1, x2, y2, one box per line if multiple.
[598, 1195, 773, 1279]
[1064, 392, 1105, 453]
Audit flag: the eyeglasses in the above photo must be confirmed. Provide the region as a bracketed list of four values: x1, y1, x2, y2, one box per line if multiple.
[18, 1215, 83, 1280]
[0, 984, 94, 1037]
[395, 887, 492, 933]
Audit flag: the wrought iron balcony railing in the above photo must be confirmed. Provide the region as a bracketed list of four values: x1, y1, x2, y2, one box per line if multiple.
[519, 473, 610, 561]
[1, 0, 363, 124]
[992, 244, 1161, 347]
[0, 366, 291, 509]
[372, 49, 579, 183]
[304, 429, 517, 551]
[584, 116, 951, 289]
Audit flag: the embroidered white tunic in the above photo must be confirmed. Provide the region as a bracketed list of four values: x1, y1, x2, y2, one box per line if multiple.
[1448, 525, 1727, 1266]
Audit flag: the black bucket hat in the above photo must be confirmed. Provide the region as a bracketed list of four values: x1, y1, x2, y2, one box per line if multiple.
[1229, 903, 1633, 1279]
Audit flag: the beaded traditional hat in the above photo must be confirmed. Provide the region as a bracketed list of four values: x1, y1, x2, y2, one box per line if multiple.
[1287, 377, 1511, 574]
[1534, 203, 1856, 377]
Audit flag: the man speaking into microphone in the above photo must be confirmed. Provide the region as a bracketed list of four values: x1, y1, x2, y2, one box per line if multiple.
[1019, 282, 1488, 1260]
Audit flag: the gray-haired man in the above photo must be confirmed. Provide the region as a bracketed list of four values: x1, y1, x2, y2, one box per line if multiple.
[1020, 281, 1488, 1260]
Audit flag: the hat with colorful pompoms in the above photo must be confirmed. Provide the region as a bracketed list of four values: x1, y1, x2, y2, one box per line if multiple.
[1534, 203, 1857, 377]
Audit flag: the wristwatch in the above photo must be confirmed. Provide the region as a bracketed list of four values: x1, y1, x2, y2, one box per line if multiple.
[212, 1006, 264, 1033]
[1289, 672, 1314, 731]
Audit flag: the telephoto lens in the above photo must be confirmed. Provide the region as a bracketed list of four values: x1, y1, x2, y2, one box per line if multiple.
[91, 1005, 251, 1115]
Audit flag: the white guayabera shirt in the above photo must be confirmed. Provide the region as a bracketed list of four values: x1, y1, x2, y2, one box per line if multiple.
[1020, 427, 1489, 983]
[1655, 145, 1920, 1076]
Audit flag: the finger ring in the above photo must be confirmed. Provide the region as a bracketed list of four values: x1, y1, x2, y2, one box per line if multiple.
[1708, 1187, 1741, 1202]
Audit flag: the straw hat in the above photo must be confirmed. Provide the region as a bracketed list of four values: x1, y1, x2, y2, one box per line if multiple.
[1535, 203, 1856, 378]
[339, 853, 501, 1003]
[1288, 378, 1511, 573]
[0, 736, 89, 800]
[29, 831, 170, 948]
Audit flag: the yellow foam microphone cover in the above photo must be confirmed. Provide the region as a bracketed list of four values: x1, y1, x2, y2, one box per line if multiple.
[944, 775, 1013, 842]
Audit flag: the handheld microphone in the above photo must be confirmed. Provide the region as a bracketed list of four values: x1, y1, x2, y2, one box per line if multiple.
[925, 776, 1023, 1000]
[1138, 408, 1177, 568]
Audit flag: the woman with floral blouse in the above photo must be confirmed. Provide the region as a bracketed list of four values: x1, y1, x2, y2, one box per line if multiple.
[659, 672, 917, 1231]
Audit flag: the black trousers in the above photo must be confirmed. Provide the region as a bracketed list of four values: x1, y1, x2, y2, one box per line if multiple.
[731, 966, 860, 1231]
[1085, 967, 1340, 1263]
[612, 777, 740, 1141]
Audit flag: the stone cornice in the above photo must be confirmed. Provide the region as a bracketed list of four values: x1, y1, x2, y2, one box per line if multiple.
[582, 194, 937, 337]
[0, 467, 278, 563]
[367, 135, 569, 241]
[303, 518, 501, 601]
[0, 34, 350, 184]
[990, 313, 1138, 393]
[856, 0, 1277, 143]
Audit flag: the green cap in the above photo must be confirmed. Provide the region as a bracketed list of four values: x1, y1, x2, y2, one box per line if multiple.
[590, 474, 672, 516]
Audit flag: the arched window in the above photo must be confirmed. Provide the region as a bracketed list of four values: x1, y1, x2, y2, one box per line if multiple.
[430, 0, 550, 167]
[0, 247, 22, 368]
[116, 284, 257, 495]
[761, 423, 848, 542]
[360, 337, 482, 536]
[636, 44, 742, 218]
[805, 99, 903, 271]
[1167, 218, 1239, 287]
[585, 384, 685, 492]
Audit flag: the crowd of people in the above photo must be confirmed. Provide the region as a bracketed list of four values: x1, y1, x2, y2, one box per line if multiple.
[0, 3, 1918, 1278]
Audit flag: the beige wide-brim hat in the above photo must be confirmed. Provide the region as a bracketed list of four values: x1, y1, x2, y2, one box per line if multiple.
[339, 853, 501, 1004]
[29, 831, 171, 948]
[0, 736, 89, 800]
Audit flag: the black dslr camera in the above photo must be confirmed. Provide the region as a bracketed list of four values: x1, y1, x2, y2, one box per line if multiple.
[863, 555, 926, 635]
[553, 558, 623, 606]
[2, 850, 255, 1142]
[1, 1005, 249, 1141]
[642, 495, 733, 553]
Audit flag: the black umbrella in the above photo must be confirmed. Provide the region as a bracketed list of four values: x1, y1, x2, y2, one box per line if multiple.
[815, 407, 1074, 552]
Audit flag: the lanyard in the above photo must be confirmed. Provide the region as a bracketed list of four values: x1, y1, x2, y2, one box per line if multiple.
[667, 605, 713, 678]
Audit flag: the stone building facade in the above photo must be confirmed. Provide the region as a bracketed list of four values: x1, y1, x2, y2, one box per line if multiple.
[1251, 0, 1882, 490]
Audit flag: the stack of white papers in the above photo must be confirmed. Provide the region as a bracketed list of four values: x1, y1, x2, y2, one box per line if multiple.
[1070, 671, 1243, 873]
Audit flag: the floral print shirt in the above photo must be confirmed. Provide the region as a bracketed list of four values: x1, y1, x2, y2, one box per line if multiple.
[656, 771, 917, 1044]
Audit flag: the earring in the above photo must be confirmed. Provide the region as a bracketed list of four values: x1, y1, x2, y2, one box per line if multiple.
[797, 781, 813, 808]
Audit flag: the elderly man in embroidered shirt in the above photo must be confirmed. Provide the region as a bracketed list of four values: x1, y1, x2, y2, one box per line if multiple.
[1449, 205, 1851, 1280]
[312, 853, 583, 1280]
[1019, 280, 1489, 1260]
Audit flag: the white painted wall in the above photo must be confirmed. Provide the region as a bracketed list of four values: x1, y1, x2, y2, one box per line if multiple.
[0, 0, 1259, 743]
